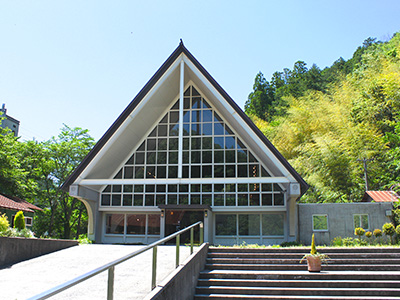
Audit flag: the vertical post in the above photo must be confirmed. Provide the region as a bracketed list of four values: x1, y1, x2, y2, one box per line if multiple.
[200, 222, 204, 245]
[178, 60, 184, 178]
[190, 227, 194, 254]
[176, 234, 180, 267]
[107, 266, 114, 300]
[152, 246, 157, 290]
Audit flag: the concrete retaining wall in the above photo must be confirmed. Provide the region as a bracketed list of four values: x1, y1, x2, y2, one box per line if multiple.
[298, 202, 393, 245]
[0, 237, 78, 267]
[145, 243, 209, 300]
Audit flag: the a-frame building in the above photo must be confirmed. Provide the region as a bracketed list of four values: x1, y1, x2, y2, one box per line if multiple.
[63, 42, 308, 245]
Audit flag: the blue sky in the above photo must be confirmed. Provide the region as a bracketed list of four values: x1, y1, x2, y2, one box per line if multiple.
[1, 1, 399, 141]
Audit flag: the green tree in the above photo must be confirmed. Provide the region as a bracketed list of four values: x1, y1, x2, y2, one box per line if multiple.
[33, 125, 95, 239]
[0, 117, 36, 197]
[14, 211, 25, 231]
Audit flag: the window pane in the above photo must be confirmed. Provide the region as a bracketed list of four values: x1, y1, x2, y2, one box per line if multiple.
[238, 194, 248, 206]
[202, 123, 212, 135]
[145, 194, 155, 206]
[148, 214, 160, 235]
[101, 194, 110, 206]
[214, 195, 224, 206]
[126, 214, 145, 235]
[226, 194, 235, 206]
[134, 194, 143, 206]
[239, 214, 260, 236]
[216, 215, 236, 236]
[202, 151, 212, 163]
[361, 215, 369, 229]
[112, 195, 121, 206]
[123, 195, 133, 206]
[191, 165, 201, 178]
[214, 137, 224, 149]
[313, 215, 328, 231]
[135, 153, 145, 164]
[274, 193, 284, 206]
[202, 194, 212, 205]
[191, 194, 201, 205]
[249, 194, 260, 206]
[124, 166, 133, 178]
[135, 167, 144, 179]
[262, 194, 272, 206]
[262, 214, 284, 236]
[106, 214, 124, 234]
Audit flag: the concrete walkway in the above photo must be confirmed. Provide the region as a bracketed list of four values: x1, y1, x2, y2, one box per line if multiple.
[0, 244, 198, 300]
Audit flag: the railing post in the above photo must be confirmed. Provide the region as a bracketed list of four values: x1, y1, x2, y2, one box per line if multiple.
[176, 234, 180, 268]
[200, 222, 204, 244]
[190, 227, 194, 254]
[151, 246, 157, 290]
[107, 266, 114, 300]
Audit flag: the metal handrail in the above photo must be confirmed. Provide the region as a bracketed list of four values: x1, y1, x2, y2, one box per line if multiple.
[28, 221, 204, 300]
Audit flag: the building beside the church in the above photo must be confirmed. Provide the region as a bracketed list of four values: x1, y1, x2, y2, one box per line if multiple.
[63, 42, 308, 245]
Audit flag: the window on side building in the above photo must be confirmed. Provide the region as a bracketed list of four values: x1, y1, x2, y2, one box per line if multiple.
[353, 214, 369, 230]
[312, 214, 328, 231]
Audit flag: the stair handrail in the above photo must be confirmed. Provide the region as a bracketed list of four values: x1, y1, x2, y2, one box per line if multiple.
[28, 221, 204, 300]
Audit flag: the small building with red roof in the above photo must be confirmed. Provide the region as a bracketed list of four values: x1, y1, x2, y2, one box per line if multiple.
[0, 193, 42, 228]
[361, 191, 400, 203]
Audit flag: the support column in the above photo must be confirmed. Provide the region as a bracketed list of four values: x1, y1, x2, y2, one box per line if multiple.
[178, 60, 184, 178]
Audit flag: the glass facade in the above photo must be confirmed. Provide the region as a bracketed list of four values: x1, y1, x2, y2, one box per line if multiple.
[105, 213, 160, 236]
[215, 213, 284, 237]
[100, 86, 286, 208]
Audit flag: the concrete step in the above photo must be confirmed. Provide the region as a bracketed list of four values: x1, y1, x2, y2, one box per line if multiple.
[195, 286, 400, 296]
[206, 258, 400, 265]
[208, 247, 400, 253]
[208, 252, 400, 259]
[196, 248, 400, 300]
[199, 270, 400, 281]
[194, 295, 400, 300]
[197, 278, 400, 288]
[205, 263, 400, 271]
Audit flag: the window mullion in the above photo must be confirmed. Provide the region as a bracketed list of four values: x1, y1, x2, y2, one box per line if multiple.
[178, 60, 184, 178]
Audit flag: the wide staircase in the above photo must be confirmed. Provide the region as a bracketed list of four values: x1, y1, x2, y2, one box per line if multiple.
[194, 247, 400, 299]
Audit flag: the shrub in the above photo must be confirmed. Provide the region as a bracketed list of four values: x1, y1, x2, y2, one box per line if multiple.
[396, 224, 400, 236]
[383, 222, 396, 244]
[354, 227, 365, 241]
[13, 211, 25, 231]
[331, 236, 343, 247]
[280, 241, 302, 247]
[78, 234, 93, 245]
[0, 214, 9, 232]
[373, 229, 382, 237]
[365, 231, 372, 239]
[310, 233, 317, 254]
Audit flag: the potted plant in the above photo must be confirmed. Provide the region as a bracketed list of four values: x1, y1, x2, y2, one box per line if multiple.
[300, 233, 329, 272]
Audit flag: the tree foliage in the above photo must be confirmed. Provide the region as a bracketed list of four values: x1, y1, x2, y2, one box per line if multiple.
[0, 121, 94, 239]
[247, 32, 400, 202]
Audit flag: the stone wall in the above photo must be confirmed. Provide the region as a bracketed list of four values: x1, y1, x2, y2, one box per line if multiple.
[0, 237, 78, 267]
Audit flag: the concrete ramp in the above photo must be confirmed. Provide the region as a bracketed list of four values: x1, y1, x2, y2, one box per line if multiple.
[0, 244, 196, 300]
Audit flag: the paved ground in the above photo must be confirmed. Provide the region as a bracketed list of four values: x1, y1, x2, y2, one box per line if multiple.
[0, 244, 198, 300]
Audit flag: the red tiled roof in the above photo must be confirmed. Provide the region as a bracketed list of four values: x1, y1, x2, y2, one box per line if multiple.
[363, 191, 399, 202]
[0, 194, 42, 212]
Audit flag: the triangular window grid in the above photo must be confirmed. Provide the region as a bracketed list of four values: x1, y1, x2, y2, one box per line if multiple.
[113, 86, 271, 180]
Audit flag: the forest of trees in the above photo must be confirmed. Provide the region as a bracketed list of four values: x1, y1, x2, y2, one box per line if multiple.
[0, 124, 94, 238]
[245, 33, 400, 203]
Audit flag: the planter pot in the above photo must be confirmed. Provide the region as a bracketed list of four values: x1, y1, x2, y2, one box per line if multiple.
[306, 256, 322, 272]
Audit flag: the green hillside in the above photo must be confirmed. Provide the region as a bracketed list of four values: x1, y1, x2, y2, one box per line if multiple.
[245, 33, 400, 203]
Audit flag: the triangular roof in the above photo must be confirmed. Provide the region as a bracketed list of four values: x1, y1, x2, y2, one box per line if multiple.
[0, 193, 42, 212]
[362, 191, 399, 202]
[63, 42, 308, 196]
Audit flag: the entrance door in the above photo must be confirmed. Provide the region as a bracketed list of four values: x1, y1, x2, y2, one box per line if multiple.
[165, 210, 203, 244]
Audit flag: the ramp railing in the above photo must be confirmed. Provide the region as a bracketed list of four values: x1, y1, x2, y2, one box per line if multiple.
[28, 221, 204, 300]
